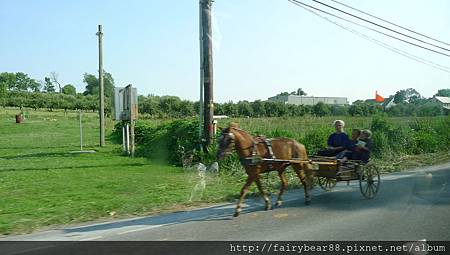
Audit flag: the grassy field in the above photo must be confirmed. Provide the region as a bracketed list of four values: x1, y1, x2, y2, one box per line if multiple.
[217, 116, 447, 137]
[0, 108, 245, 235]
[0, 108, 449, 235]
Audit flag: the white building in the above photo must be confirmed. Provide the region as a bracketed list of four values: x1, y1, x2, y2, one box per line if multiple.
[381, 96, 396, 109]
[433, 96, 450, 110]
[268, 95, 349, 106]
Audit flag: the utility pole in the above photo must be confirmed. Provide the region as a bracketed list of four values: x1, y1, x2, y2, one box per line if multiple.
[96, 24, 105, 147]
[200, 0, 214, 146]
[198, 0, 204, 142]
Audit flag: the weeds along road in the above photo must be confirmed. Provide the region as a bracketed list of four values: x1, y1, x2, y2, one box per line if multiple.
[2, 163, 450, 243]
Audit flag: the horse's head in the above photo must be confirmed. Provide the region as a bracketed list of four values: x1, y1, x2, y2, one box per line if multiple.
[216, 123, 239, 160]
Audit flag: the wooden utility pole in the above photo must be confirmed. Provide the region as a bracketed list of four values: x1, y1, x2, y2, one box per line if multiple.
[198, 0, 204, 141]
[96, 24, 105, 147]
[200, 0, 214, 145]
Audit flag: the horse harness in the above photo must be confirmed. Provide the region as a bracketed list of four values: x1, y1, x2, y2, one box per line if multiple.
[239, 135, 279, 169]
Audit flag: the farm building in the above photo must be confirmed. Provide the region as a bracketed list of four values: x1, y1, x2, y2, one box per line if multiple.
[268, 95, 349, 106]
[381, 96, 396, 109]
[432, 96, 450, 110]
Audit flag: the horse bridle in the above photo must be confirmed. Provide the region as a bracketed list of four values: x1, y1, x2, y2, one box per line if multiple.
[219, 128, 261, 159]
[218, 129, 236, 156]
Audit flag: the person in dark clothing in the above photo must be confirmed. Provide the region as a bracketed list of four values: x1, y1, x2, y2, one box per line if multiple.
[351, 129, 372, 163]
[317, 120, 350, 157]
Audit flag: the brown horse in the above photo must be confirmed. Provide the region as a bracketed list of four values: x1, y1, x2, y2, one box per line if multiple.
[216, 122, 314, 217]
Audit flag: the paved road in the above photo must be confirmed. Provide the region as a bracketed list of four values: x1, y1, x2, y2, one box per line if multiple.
[2, 163, 450, 242]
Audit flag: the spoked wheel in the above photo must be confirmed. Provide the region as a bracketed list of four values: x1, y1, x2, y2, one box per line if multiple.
[359, 165, 380, 199]
[317, 177, 337, 191]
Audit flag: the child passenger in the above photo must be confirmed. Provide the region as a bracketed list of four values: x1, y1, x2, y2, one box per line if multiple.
[351, 129, 372, 163]
[336, 129, 361, 160]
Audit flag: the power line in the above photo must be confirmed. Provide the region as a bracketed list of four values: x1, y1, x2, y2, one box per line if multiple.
[312, 0, 450, 53]
[287, 0, 450, 73]
[330, 0, 450, 47]
[289, 0, 450, 58]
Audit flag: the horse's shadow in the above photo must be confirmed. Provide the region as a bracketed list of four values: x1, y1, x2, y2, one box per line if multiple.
[62, 200, 266, 234]
[63, 169, 450, 235]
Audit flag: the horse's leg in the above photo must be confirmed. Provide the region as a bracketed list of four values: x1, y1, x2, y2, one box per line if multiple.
[254, 176, 271, 211]
[234, 175, 255, 217]
[276, 170, 288, 207]
[293, 163, 312, 205]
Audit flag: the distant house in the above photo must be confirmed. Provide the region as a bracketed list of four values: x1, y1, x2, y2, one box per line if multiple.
[268, 95, 349, 106]
[432, 96, 450, 110]
[381, 96, 396, 109]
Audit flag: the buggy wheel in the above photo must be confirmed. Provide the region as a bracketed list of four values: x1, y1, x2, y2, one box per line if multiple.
[359, 165, 380, 199]
[317, 177, 336, 191]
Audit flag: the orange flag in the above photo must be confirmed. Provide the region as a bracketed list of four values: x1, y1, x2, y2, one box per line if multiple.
[375, 91, 385, 102]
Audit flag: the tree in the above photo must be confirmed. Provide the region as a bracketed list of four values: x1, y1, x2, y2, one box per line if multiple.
[43, 77, 56, 92]
[28, 79, 41, 92]
[159, 96, 182, 117]
[29, 92, 46, 111]
[297, 88, 307, 96]
[237, 101, 253, 117]
[264, 101, 287, 117]
[13, 72, 41, 92]
[60, 94, 76, 113]
[277, 92, 290, 96]
[222, 101, 238, 117]
[0, 82, 6, 98]
[416, 101, 442, 116]
[0, 72, 16, 91]
[290, 88, 307, 96]
[62, 84, 76, 96]
[312, 102, 330, 117]
[83, 71, 115, 98]
[139, 95, 161, 117]
[393, 88, 421, 104]
[251, 100, 266, 117]
[286, 104, 306, 116]
[14, 72, 30, 91]
[179, 100, 195, 117]
[435, 89, 450, 97]
[50, 72, 62, 93]
[330, 105, 349, 116]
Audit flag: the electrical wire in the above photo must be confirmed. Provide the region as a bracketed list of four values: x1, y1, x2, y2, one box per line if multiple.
[289, 0, 450, 58]
[312, 0, 450, 53]
[287, 0, 450, 73]
[330, 0, 450, 47]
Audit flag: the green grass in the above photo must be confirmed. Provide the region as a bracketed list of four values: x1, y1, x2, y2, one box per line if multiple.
[0, 108, 245, 235]
[217, 116, 447, 136]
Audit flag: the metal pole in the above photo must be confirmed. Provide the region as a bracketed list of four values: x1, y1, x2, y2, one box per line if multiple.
[126, 123, 130, 154]
[200, 0, 214, 145]
[122, 125, 126, 152]
[96, 24, 105, 147]
[130, 120, 135, 157]
[79, 110, 83, 151]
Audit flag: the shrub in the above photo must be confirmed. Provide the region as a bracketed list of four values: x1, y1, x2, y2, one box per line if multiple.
[112, 119, 201, 165]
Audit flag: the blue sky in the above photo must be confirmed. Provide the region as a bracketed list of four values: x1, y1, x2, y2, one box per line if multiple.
[1, 0, 449, 103]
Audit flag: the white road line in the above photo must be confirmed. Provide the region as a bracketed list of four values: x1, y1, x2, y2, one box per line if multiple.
[79, 235, 103, 241]
[117, 225, 166, 235]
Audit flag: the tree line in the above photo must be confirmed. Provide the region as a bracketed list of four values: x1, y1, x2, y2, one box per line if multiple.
[1, 71, 448, 117]
[139, 88, 449, 118]
[0, 71, 114, 112]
